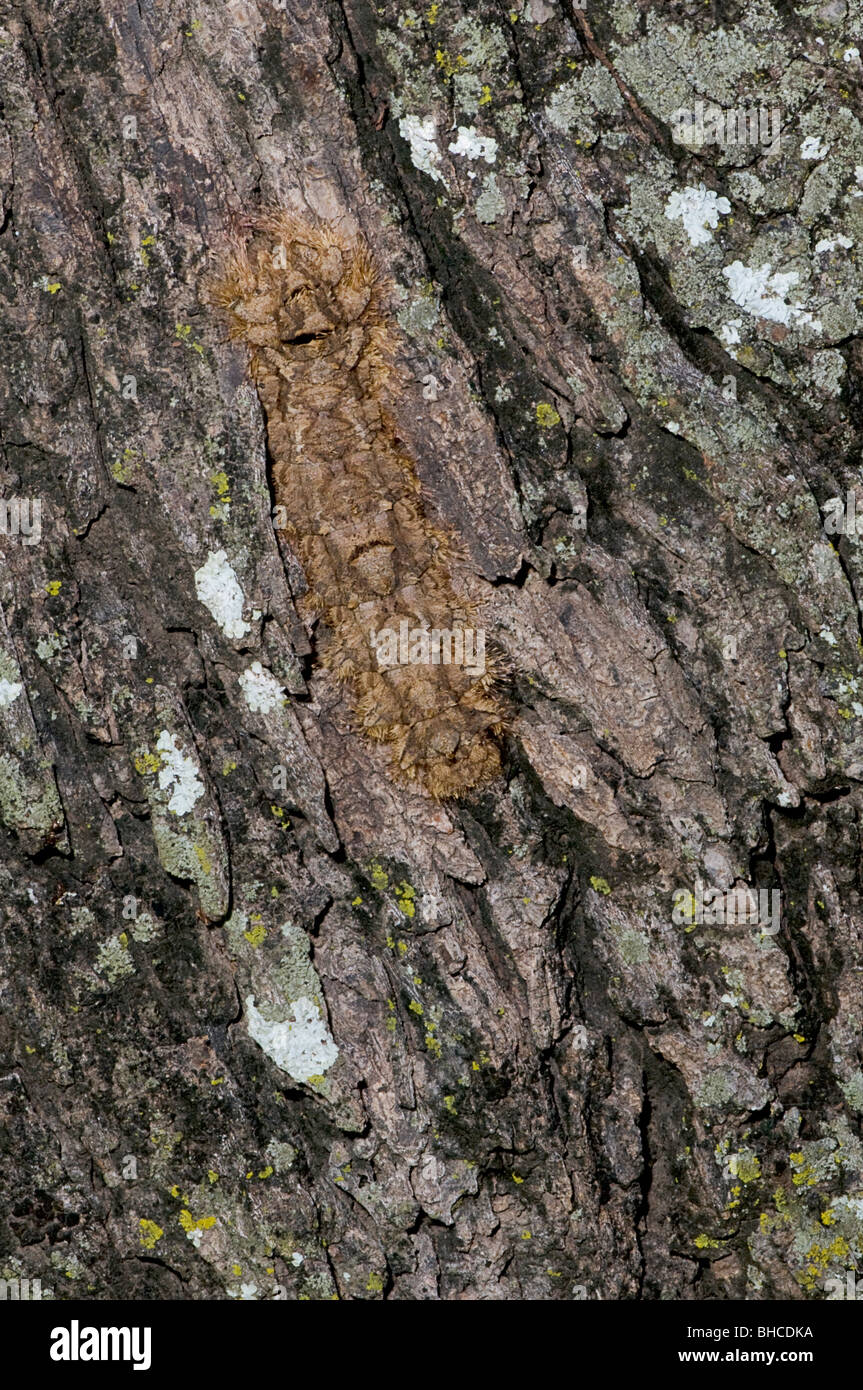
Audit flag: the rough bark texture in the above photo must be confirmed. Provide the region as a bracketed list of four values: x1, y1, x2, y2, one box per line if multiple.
[2, 0, 863, 1301]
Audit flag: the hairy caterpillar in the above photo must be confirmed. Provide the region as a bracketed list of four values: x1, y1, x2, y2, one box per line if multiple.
[207, 212, 505, 798]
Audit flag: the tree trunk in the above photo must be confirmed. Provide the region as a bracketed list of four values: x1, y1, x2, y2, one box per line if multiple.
[2, 0, 862, 1301]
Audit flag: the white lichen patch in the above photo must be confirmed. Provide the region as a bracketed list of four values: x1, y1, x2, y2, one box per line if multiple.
[398, 114, 442, 182]
[156, 730, 205, 816]
[194, 550, 251, 640]
[448, 125, 497, 163]
[245, 994, 338, 1083]
[722, 261, 819, 328]
[227, 1282, 259, 1300]
[0, 677, 24, 708]
[719, 319, 742, 346]
[800, 134, 829, 161]
[814, 234, 853, 253]
[664, 184, 731, 246]
[238, 661, 285, 714]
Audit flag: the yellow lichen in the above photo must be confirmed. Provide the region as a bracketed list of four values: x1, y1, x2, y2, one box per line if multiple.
[535, 401, 561, 428]
[139, 1219, 163, 1249]
[395, 880, 416, 918]
[179, 1209, 216, 1233]
[369, 861, 389, 891]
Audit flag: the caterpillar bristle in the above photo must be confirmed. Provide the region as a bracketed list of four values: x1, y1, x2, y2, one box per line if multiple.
[208, 212, 506, 799]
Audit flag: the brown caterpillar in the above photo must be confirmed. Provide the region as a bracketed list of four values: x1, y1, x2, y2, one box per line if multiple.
[207, 212, 505, 798]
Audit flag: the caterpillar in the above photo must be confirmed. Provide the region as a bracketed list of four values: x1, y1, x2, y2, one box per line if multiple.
[207, 212, 506, 798]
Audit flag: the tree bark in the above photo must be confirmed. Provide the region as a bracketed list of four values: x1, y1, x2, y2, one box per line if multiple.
[1, 0, 862, 1301]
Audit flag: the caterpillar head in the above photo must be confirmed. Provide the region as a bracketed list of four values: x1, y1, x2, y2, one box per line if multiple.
[206, 212, 394, 377]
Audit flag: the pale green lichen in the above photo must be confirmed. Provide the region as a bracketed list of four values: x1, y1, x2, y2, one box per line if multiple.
[840, 1070, 863, 1113]
[272, 924, 328, 1013]
[92, 933, 136, 987]
[475, 172, 506, 223]
[70, 907, 96, 937]
[545, 65, 623, 144]
[616, 927, 650, 965]
[130, 912, 160, 944]
[0, 752, 64, 842]
[695, 1069, 736, 1109]
[151, 816, 228, 920]
[35, 632, 64, 662]
[397, 282, 441, 338]
[265, 1140, 297, 1173]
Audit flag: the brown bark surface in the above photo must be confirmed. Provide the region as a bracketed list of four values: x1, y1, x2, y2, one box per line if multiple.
[1, 0, 863, 1300]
